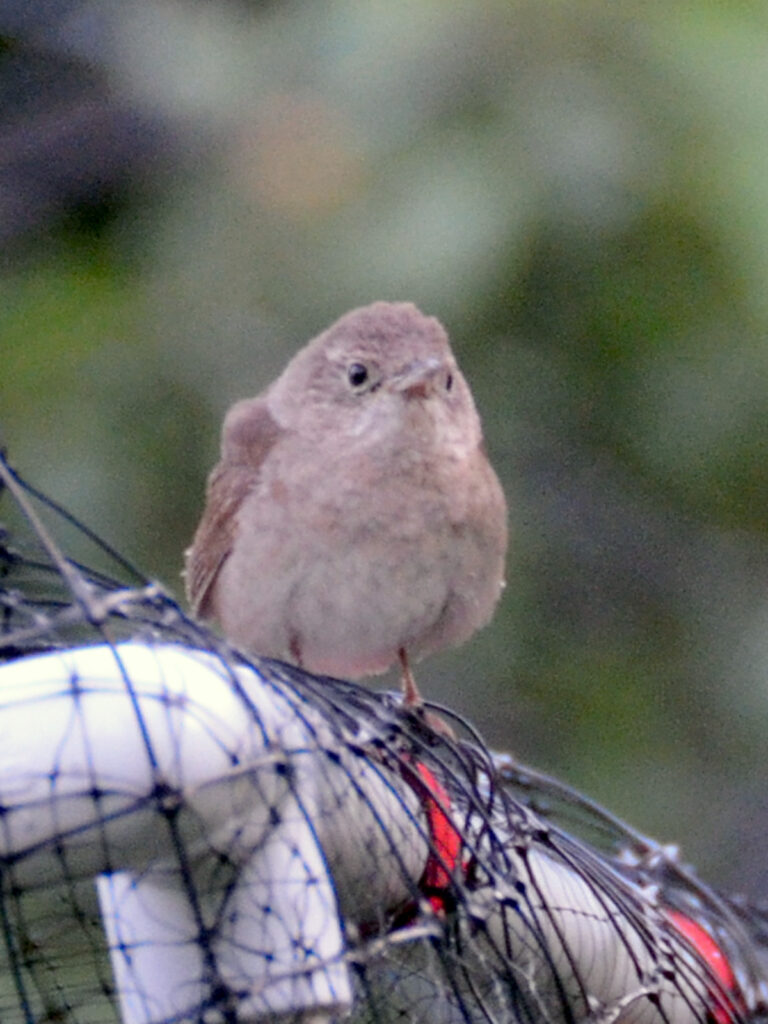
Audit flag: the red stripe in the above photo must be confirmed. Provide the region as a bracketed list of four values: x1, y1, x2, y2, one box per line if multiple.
[413, 761, 462, 912]
[666, 909, 741, 1024]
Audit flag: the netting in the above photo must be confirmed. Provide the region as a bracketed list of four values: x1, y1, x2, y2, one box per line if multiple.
[0, 451, 766, 1024]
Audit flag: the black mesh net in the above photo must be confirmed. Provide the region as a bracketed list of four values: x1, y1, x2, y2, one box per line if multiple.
[0, 451, 766, 1024]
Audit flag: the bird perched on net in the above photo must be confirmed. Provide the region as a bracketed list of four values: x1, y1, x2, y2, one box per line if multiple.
[184, 301, 508, 706]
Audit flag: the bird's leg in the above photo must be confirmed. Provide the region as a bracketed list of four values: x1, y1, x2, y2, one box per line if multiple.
[398, 646, 457, 739]
[289, 634, 304, 668]
[398, 647, 422, 707]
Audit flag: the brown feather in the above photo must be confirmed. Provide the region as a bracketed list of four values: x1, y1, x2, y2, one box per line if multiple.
[184, 398, 283, 619]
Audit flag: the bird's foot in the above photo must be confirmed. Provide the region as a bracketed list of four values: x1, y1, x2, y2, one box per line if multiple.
[398, 648, 456, 740]
[398, 648, 422, 706]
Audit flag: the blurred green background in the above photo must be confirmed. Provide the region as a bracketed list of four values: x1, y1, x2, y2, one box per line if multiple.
[2, 1, 768, 897]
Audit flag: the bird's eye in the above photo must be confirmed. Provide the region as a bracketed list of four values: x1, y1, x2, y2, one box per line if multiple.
[347, 363, 369, 389]
[445, 373, 453, 392]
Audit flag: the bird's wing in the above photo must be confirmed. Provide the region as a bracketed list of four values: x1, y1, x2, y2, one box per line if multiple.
[184, 398, 282, 620]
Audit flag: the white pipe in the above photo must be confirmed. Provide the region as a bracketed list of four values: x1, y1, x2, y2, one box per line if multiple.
[0, 642, 736, 1024]
[0, 644, 356, 1022]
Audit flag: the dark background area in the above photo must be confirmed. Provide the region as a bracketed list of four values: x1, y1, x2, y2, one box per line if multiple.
[2, 2, 768, 899]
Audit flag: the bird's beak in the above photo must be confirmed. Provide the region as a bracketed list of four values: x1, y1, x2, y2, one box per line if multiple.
[390, 358, 445, 399]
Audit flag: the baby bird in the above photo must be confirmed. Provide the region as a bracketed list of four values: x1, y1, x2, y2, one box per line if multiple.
[185, 301, 508, 706]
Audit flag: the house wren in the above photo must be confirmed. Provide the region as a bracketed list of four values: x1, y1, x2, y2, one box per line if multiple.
[184, 301, 508, 705]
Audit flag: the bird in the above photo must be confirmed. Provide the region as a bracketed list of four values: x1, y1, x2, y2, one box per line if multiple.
[184, 301, 508, 707]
